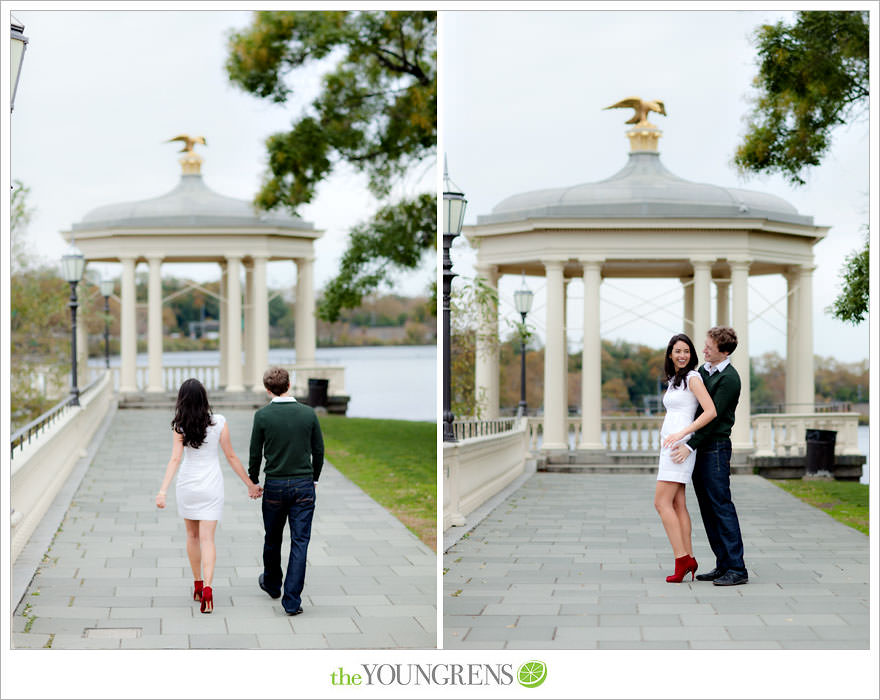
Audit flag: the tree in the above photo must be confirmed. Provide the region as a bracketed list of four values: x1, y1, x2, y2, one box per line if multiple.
[828, 232, 869, 324]
[734, 11, 868, 186]
[735, 11, 869, 326]
[10, 181, 72, 429]
[226, 11, 436, 321]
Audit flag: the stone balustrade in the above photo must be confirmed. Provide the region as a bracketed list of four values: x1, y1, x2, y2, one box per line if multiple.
[100, 363, 346, 395]
[751, 412, 861, 457]
[10, 372, 115, 562]
[444, 417, 528, 530]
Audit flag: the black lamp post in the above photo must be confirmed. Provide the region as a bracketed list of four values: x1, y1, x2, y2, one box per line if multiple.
[443, 157, 467, 442]
[61, 245, 86, 405]
[513, 278, 534, 416]
[10, 16, 28, 113]
[100, 278, 114, 368]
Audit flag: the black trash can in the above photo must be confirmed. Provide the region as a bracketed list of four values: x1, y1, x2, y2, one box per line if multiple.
[805, 429, 836, 473]
[307, 378, 329, 408]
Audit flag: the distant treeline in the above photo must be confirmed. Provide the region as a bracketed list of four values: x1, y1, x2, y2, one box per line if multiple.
[456, 334, 868, 416]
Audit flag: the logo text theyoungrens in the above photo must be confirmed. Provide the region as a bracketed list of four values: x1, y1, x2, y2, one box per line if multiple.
[330, 664, 515, 686]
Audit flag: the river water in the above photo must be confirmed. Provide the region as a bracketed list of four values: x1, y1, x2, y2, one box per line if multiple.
[92, 345, 437, 422]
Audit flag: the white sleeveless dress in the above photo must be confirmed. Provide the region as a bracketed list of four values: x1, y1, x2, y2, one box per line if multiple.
[175, 414, 225, 521]
[657, 371, 700, 483]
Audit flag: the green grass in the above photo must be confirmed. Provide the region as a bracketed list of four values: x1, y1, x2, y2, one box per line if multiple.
[770, 479, 868, 535]
[319, 415, 436, 550]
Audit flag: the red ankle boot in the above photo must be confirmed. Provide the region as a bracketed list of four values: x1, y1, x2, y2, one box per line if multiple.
[193, 580, 204, 602]
[666, 554, 698, 583]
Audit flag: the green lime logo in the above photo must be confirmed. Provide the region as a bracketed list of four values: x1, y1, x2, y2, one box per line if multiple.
[517, 660, 547, 688]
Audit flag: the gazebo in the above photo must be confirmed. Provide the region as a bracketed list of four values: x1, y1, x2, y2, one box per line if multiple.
[464, 103, 828, 455]
[62, 141, 333, 398]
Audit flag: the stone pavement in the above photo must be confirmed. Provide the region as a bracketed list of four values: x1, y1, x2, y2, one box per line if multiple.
[444, 472, 868, 649]
[12, 408, 436, 649]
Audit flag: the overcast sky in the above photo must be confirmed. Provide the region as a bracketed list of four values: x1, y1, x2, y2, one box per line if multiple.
[441, 9, 873, 364]
[8, 9, 435, 300]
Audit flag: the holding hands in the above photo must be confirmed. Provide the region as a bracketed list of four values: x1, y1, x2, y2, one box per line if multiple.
[248, 483, 263, 500]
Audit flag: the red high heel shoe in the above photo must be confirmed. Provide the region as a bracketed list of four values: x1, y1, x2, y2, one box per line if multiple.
[666, 555, 698, 583]
[193, 580, 204, 602]
[200, 586, 213, 613]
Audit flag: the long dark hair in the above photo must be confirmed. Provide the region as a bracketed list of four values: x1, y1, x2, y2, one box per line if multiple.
[664, 333, 698, 390]
[171, 378, 213, 448]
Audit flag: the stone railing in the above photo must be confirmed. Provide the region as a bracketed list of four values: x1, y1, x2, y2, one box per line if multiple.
[444, 417, 529, 531]
[527, 416, 663, 452]
[453, 417, 519, 441]
[10, 371, 116, 562]
[101, 364, 346, 394]
[522, 412, 860, 458]
[751, 412, 862, 458]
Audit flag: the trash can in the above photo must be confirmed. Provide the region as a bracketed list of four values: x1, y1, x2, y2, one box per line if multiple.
[805, 429, 836, 473]
[307, 378, 329, 408]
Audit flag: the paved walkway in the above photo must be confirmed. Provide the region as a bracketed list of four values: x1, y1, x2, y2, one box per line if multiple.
[443, 472, 868, 649]
[12, 408, 436, 649]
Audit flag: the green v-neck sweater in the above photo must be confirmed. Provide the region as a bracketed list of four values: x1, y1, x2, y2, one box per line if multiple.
[686, 363, 741, 451]
[248, 401, 325, 483]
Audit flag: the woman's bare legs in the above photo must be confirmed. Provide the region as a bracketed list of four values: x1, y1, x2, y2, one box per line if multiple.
[671, 485, 693, 557]
[654, 481, 688, 557]
[198, 520, 217, 587]
[183, 519, 201, 580]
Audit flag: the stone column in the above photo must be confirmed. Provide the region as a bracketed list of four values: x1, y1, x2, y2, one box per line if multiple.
[579, 259, 603, 450]
[784, 268, 799, 412]
[219, 262, 228, 388]
[692, 259, 712, 346]
[147, 256, 164, 392]
[560, 278, 570, 429]
[226, 255, 244, 392]
[295, 257, 316, 364]
[730, 259, 752, 449]
[681, 277, 694, 337]
[542, 260, 567, 449]
[252, 256, 270, 390]
[797, 265, 815, 412]
[244, 260, 255, 387]
[715, 278, 730, 327]
[474, 263, 499, 419]
[119, 257, 138, 392]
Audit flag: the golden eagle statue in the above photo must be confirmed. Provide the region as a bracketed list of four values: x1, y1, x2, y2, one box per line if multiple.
[604, 98, 666, 126]
[166, 135, 207, 153]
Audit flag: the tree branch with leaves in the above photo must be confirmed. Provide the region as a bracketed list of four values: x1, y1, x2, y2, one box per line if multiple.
[226, 11, 436, 321]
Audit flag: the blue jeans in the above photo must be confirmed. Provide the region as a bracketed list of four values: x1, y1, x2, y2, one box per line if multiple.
[261, 478, 315, 613]
[691, 439, 747, 575]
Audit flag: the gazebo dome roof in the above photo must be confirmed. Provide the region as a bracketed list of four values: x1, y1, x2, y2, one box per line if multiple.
[479, 149, 812, 227]
[73, 171, 315, 232]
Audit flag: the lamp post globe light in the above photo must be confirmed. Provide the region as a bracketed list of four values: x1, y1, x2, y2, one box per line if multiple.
[513, 279, 534, 416]
[100, 278, 115, 369]
[443, 157, 467, 443]
[61, 245, 86, 406]
[10, 16, 29, 113]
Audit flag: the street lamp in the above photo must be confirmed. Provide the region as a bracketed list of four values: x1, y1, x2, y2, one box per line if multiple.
[513, 277, 534, 416]
[10, 16, 29, 113]
[61, 245, 86, 405]
[100, 278, 115, 369]
[443, 156, 467, 442]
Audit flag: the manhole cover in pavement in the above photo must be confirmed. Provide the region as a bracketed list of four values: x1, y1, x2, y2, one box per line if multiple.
[83, 628, 142, 639]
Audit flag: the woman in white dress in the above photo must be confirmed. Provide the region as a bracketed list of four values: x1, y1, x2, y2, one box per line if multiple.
[655, 334, 717, 583]
[155, 379, 261, 613]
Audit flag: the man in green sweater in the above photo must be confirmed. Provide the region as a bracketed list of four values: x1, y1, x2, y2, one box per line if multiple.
[671, 326, 748, 586]
[249, 366, 325, 615]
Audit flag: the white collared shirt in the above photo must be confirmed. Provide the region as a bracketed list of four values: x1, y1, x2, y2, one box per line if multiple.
[271, 396, 297, 403]
[704, 357, 731, 375]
